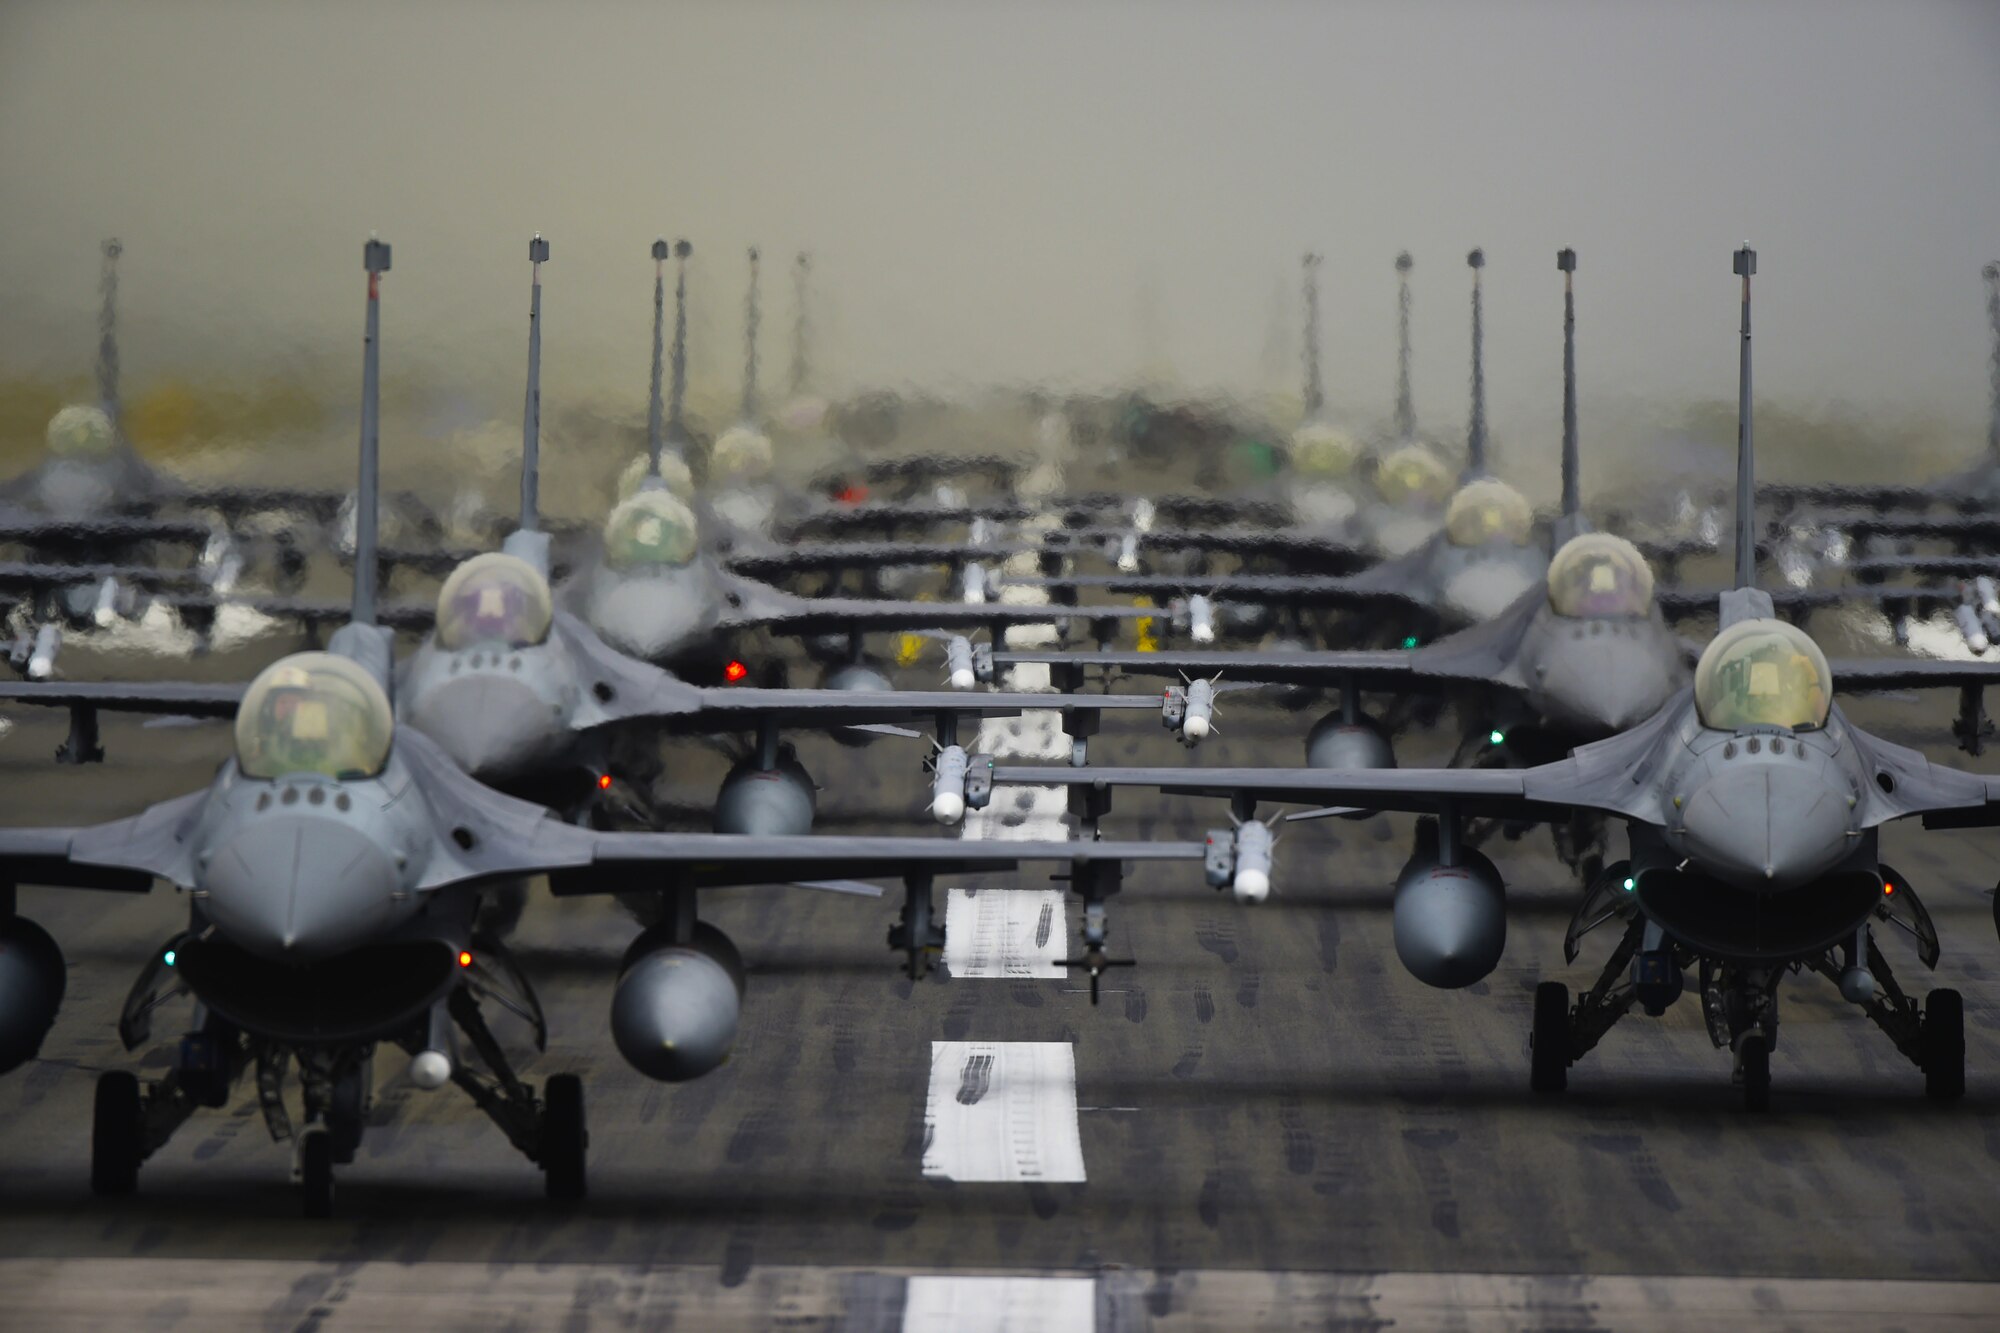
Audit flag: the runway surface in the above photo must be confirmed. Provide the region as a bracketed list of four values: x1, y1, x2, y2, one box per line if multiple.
[1, 680, 1999, 1328]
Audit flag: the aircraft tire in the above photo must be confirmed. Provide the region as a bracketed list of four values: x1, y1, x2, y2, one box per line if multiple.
[1740, 1035, 1771, 1113]
[1923, 989, 1965, 1102]
[541, 1074, 587, 1201]
[1529, 982, 1570, 1094]
[90, 1071, 142, 1197]
[300, 1128, 334, 1219]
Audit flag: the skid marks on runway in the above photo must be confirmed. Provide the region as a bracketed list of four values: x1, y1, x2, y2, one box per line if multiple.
[922, 1042, 1086, 1184]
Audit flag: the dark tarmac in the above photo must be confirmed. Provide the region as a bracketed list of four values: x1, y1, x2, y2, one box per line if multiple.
[1, 669, 1999, 1329]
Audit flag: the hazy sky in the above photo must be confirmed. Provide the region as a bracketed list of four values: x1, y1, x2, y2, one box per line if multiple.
[3, 0, 1997, 450]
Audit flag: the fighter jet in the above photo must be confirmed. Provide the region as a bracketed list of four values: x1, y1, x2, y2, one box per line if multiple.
[0, 237, 1218, 1215]
[984, 248, 2000, 1110]
[6, 239, 1192, 846]
[1001, 251, 1556, 643]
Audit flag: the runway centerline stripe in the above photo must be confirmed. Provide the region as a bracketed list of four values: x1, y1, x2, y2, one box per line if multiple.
[901, 1275, 1094, 1333]
[922, 1041, 1086, 1183]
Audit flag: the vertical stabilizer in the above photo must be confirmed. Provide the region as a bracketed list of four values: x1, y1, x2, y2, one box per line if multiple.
[1984, 262, 2000, 464]
[1733, 244, 1758, 592]
[97, 239, 123, 435]
[354, 237, 391, 627]
[742, 247, 762, 422]
[1393, 252, 1415, 439]
[1466, 248, 1487, 477]
[666, 239, 692, 450]
[790, 251, 811, 396]
[1558, 248, 1579, 518]
[647, 239, 668, 478]
[521, 234, 549, 533]
[1301, 253, 1324, 419]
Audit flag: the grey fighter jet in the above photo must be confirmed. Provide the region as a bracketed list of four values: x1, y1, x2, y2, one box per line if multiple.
[0, 237, 1215, 1216]
[1, 239, 1191, 846]
[984, 248, 2000, 1110]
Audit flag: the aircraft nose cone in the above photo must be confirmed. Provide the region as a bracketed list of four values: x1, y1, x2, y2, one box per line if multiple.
[404, 672, 564, 782]
[1678, 763, 1851, 891]
[590, 576, 709, 665]
[201, 811, 406, 960]
[1443, 560, 1539, 623]
[1536, 639, 1678, 736]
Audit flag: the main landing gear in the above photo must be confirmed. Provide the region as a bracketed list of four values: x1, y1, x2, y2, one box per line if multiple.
[1540, 874, 1964, 1110]
[92, 939, 583, 1216]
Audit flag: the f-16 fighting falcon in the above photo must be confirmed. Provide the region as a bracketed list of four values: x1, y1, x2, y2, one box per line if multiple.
[2, 239, 1201, 845]
[986, 247, 2000, 1111]
[1003, 250, 1553, 645]
[0, 237, 1218, 1218]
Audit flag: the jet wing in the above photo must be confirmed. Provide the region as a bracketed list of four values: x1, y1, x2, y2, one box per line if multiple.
[996, 571, 1427, 613]
[1830, 658, 2000, 692]
[724, 541, 1033, 579]
[988, 763, 1573, 823]
[1657, 584, 1951, 621]
[0, 560, 210, 595]
[991, 647, 1419, 691]
[660, 686, 1166, 732]
[0, 679, 244, 718]
[731, 592, 1157, 638]
[0, 515, 215, 550]
[1759, 480, 1948, 513]
[1041, 526, 1373, 571]
[396, 728, 1203, 892]
[154, 590, 438, 634]
[0, 791, 209, 891]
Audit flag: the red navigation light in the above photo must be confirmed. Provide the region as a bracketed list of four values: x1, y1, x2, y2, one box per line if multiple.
[1883, 881, 1896, 896]
[834, 483, 869, 505]
[724, 660, 749, 683]
[458, 950, 474, 968]
[597, 773, 614, 790]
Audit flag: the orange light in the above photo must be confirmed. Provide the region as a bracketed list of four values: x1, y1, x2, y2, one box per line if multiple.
[597, 773, 614, 790]
[724, 660, 749, 683]
[834, 484, 868, 504]
[457, 950, 473, 968]
[1883, 882, 1895, 896]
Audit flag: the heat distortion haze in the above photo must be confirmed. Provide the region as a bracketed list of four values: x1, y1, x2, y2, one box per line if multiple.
[1, 4, 1999, 1332]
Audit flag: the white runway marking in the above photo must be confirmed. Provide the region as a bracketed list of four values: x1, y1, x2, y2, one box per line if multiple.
[962, 701, 1069, 842]
[922, 1041, 1085, 1183]
[902, 1275, 1094, 1333]
[943, 888, 1067, 979]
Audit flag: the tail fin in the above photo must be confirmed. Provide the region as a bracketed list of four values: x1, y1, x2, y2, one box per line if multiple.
[790, 251, 811, 396]
[1393, 252, 1415, 439]
[1465, 248, 1487, 477]
[742, 247, 761, 422]
[354, 237, 391, 627]
[647, 239, 668, 478]
[1558, 248, 1579, 519]
[1301, 253, 1324, 419]
[1984, 261, 1999, 465]
[97, 239, 122, 436]
[667, 239, 692, 449]
[520, 234, 548, 533]
[1733, 244, 1757, 592]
